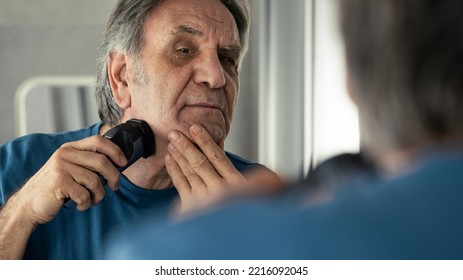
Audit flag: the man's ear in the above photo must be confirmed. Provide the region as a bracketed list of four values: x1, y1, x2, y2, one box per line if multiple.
[108, 52, 131, 109]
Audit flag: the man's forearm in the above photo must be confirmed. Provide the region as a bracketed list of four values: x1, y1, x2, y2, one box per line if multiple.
[0, 195, 36, 260]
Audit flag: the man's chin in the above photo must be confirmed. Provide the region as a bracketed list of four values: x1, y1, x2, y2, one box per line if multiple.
[176, 121, 226, 148]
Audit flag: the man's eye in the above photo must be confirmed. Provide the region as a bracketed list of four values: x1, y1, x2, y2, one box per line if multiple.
[178, 48, 193, 54]
[219, 54, 236, 65]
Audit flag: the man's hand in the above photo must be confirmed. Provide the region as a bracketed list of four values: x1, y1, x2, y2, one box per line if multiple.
[12, 135, 127, 225]
[0, 135, 127, 259]
[165, 124, 283, 218]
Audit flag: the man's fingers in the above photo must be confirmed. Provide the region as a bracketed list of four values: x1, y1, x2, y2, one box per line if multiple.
[63, 135, 127, 167]
[55, 161, 107, 209]
[190, 124, 245, 185]
[66, 182, 93, 211]
[59, 143, 121, 191]
[69, 166, 107, 205]
[167, 143, 207, 191]
[168, 131, 220, 186]
[54, 170, 93, 212]
[165, 154, 191, 197]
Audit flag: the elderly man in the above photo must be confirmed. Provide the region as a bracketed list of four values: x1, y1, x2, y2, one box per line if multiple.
[0, 0, 279, 259]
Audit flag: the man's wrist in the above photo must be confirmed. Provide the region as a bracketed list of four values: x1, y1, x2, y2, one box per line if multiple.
[0, 194, 37, 259]
[0, 193, 37, 236]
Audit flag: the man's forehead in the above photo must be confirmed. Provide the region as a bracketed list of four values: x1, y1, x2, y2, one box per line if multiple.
[172, 25, 204, 36]
[149, 0, 239, 35]
[143, 0, 242, 50]
[170, 23, 242, 51]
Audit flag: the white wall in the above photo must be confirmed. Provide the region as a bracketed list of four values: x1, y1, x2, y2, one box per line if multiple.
[0, 0, 117, 144]
[311, 0, 360, 166]
[249, 0, 360, 180]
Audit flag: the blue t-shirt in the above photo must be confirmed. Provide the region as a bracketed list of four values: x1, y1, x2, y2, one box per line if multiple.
[0, 123, 260, 259]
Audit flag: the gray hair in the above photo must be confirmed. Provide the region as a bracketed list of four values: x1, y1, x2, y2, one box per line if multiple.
[340, 0, 463, 159]
[95, 0, 251, 126]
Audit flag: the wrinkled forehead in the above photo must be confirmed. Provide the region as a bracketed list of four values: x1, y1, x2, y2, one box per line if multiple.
[146, 0, 241, 45]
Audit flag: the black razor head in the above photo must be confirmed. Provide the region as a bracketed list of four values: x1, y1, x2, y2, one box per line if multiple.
[124, 119, 155, 159]
[103, 119, 155, 171]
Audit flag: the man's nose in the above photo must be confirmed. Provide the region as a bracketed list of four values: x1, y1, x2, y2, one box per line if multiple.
[193, 53, 226, 89]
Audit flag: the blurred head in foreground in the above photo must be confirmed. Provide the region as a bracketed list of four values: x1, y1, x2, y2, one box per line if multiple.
[341, 0, 463, 174]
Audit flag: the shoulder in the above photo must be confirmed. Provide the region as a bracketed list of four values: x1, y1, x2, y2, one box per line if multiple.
[0, 123, 102, 202]
[1, 123, 101, 162]
[225, 151, 262, 173]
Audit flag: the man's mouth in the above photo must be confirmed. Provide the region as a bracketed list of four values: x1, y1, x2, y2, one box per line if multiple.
[186, 102, 222, 111]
